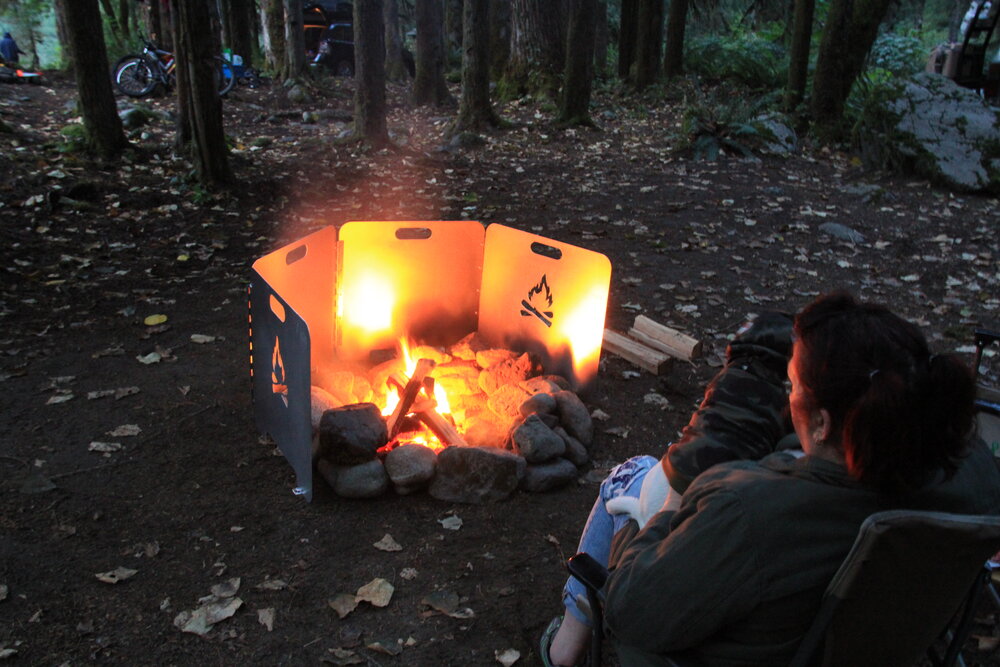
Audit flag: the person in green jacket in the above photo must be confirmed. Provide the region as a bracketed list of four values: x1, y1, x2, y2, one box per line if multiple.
[543, 291, 1000, 666]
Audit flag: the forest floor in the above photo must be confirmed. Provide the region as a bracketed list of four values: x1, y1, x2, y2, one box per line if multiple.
[1, 69, 999, 666]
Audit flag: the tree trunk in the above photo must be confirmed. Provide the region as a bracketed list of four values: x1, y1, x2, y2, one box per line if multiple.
[354, 0, 390, 145]
[98, 0, 126, 46]
[445, 0, 463, 58]
[62, 0, 128, 160]
[261, 0, 285, 73]
[783, 0, 814, 111]
[558, 0, 597, 126]
[594, 0, 608, 77]
[454, 0, 501, 131]
[502, 0, 566, 99]
[633, 0, 663, 89]
[384, 0, 408, 81]
[810, 0, 894, 135]
[663, 0, 688, 77]
[54, 0, 76, 74]
[488, 0, 511, 80]
[158, 0, 174, 49]
[172, 0, 231, 186]
[118, 0, 132, 41]
[412, 0, 454, 106]
[618, 0, 637, 79]
[222, 0, 255, 66]
[283, 0, 306, 79]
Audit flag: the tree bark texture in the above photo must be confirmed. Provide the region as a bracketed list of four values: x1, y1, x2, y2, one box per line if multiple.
[172, 0, 231, 185]
[261, 0, 286, 73]
[618, 0, 638, 79]
[354, 0, 390, 144]
[54, 0, 75, 74]
[594, 0, 608, 77]
[810, 0, 893, 133]
[455, 0, 500, 130]
[488, 0, 511, 79]
[384, 0, 408, 82]
[62, 0, 127, 160]
[559, 0, 597, 125]
[663, 0, 688, 77]
[445, 0, 463, 59]
[784, 0, 814, 111]
[633, 0, 663, 88]
[412, 0, 454, 106]
[98, 0, 126, 47]
[503, 0, 566, 98]
[283, 0, 306, 79]
[222, 0, 255, 66]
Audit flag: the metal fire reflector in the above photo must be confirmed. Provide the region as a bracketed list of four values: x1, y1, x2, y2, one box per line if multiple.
[249, 221, 612, 500]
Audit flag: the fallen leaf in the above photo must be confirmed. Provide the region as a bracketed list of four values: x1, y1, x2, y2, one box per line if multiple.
[190, 334, 216, 344]
[400, 568, 418, 580]
[173, 597, 242, 636]
[422, 590, 460, 615]
[144, 314, 168, 326]
[210, 578, 241, 598]
[438, 515, 463, 531]
[496, 648, 521, 666]
[258, 607, 275, 631]
[366, 639, 403, 656]
[0, 584, 8, 601]
[46, 393, 74, 405]
[255, 578, 288, 591]
[328, 593, 359, 619]
[136, 352, 162, 365]
[324, 648, 364, 665]
[0, 648, 17, 658]
[88, 442, 122, 453]
[356, 578, 394, 607]
[108, 424, 141, 437]
[544, 534, 560, 547]
[95, 566, 137, 584]
[373, 533, 402, 552]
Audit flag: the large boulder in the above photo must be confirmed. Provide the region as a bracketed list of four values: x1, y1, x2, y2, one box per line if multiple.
[862, 73, 1000, 193]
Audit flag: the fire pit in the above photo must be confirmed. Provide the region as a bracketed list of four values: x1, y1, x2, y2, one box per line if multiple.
[249, 221, 611, 501]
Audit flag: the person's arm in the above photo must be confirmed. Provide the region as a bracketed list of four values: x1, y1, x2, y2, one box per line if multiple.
[604, 474, 764, 654]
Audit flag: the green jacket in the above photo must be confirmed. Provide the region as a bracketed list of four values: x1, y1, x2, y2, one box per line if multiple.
[605, 441, 1000, 667]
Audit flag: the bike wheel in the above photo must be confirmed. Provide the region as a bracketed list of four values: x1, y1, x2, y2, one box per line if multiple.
[114, 55, 157, 97]
[214, 57, 236, 97]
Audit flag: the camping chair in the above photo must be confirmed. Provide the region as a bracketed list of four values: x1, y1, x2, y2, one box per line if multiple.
[974, 329, 1000, 458]
[567, 509, 1000, 667]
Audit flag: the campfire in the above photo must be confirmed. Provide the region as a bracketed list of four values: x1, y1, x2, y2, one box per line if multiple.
[249, 221, 611, 502]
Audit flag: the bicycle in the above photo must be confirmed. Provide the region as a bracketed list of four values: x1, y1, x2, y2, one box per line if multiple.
[113, 38, 236, 98]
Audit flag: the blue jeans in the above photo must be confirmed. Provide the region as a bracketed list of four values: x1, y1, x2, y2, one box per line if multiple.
[562, 455, 658, 625]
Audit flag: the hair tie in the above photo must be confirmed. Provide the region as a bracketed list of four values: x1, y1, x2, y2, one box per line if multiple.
[868, 369, 880, 380]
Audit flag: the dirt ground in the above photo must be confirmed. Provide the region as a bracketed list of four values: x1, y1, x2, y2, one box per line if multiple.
[1, 69, 999, 665]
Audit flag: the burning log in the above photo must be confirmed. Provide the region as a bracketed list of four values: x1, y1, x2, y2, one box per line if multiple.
[386, 358, 436, 439]
[416, 407, 468, 448]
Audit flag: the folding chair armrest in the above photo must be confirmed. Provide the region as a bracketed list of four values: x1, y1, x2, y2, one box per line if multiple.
[568, 552, 609, 593]
[975, 329, 1000, 349]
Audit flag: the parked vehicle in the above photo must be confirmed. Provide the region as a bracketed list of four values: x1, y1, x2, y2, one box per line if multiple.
[0, 61, 42, 84]
[113, 38, 237, 98]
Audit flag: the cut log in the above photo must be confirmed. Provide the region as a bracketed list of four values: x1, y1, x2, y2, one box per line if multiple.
[386, 358, 436, 439]
[602, 330, 672, 375]
[631, 315, 702, 360]
[416, 408, 469, 448]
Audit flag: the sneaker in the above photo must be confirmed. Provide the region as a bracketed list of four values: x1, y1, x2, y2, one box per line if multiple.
[540, 616, 562, 667]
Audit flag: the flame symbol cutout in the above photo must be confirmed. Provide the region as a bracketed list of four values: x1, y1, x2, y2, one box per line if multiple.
[271, 337, 288, 406]
[521, 275, 554, 328]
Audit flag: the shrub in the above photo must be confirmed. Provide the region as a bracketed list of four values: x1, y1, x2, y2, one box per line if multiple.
[868, 30, 926, 78]
[673, 80, 783, 160]
[684, 31, 787, 91]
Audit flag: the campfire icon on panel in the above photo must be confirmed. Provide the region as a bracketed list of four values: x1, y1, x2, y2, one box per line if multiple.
[520, 275, 554, 328]
[271, 337, 288, 407]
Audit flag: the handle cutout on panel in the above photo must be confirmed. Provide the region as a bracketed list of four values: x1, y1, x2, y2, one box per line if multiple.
[395, 227, 432, 240]
[285, 244, 307, 265]
[531, 242, 563, 261]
